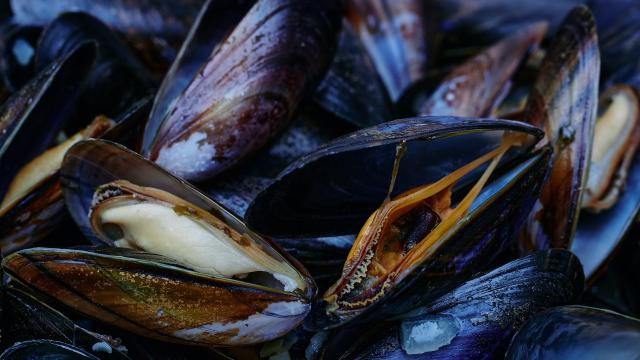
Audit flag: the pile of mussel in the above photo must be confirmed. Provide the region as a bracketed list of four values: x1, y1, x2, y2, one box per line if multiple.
[0, 0, 639, 359]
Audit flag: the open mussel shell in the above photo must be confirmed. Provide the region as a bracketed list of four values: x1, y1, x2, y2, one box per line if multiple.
[506, 305, 640, 359]
[52, 139, 314, 346]
[247, 117, 544, 238]
[0, 340, 100, 360]
[319, 249, 584, 359]
[520, 5, 600, 251]
[36, 12, 155, 132]
[0, 96, 151, 256]
[1, 286, 130, 359]
[314, 20, 393, 128]
[142, 0, 341, 181]
[419, 22, 547, 117]
[248, 116, 549, 328]
[346, 0, 436, 107]
[0, 41, 96, 196]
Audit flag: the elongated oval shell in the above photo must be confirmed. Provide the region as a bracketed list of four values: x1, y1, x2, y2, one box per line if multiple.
[143, 0, 341, 181]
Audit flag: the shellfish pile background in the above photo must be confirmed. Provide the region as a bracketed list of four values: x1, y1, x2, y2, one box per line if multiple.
[0, 0, 639, 359]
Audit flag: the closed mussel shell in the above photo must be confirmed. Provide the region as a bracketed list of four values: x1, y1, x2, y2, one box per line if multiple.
[143, 0, 341, 181]
[320, 249, 584, 359]
[506, 305, 640, 359]
[0, 24, 40, 92]
[0, 340, 100, 360]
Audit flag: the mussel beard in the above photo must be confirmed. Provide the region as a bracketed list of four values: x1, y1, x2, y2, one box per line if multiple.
[0, 116, 114, 215]
[89, 180, 306, 293]
[323, 135, 520, 319]
[582, 85, 640, 211]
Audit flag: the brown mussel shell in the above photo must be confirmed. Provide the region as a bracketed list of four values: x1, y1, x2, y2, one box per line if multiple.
[520, 5, 600, 251]
[142, 0, 341, 181]
[419, 22, 547, 117]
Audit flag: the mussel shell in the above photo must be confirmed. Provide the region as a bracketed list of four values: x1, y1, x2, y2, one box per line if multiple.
[346, 0, 436, 105]
[572, 150, 640, 282]
[0, 41, 96, 199]
[0, 340, 100, 360]
[10, 0, 204, 68]
[246, 116, 544, 239]
[419, 22, 547, 117]
[59, 139, 314, 294]
[0, 24, 40, 92]
[36, 12, 155, 133]
[0, 96, 152, 256]
[521, 5, 600, 250]
[321, 249, 584, 359]
[143, 0, 341, 181]
[1, 286, 130, 359]
[314, 20, 393, 128]
[3, 247, 312, 347]
[309, 144, 551, 329]
[506, 305, 640, 359]
[435, 0, 582, 54]
[143, 0, 256, 157]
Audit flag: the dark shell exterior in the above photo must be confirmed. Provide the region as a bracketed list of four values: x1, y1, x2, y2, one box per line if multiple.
[1, 286, 130, 359]
[0, 24, 41, 92]
[0, 42, 96, 199]
[143, 0, 341, 181]
[314, 20, 393, 128]
[10, 0, 204, 68]
[521, 5, 600, 250]
[506, 305, 640, 359]
[0, 340, 100, 360]
[36, 12, 155, 132]
[321, 249, 584, 359]
[419, 22, 547, 117]
[246, 116, 544, 238]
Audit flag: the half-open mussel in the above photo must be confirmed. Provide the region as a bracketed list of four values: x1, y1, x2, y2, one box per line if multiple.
[142, 0, 341, 181]
[318, 249, 584, 359]
[2, 139, 315, 346]
[246, 116, 550, 328]
[506, 305, 640, 359]
[520, 5, 600, 251]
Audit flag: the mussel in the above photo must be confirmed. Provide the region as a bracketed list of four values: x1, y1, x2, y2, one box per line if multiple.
[246, 116, 550, 328]
[319, 249, 584, 359]
[142, 0, 341, 181]
[419, 22, 547, 117]
[581, 85, 640, 211]
[506, 305, 640, 359]
[520, 5, 600, 251]
[0, 43, 97, 254]
[3, 139, 315, 346]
